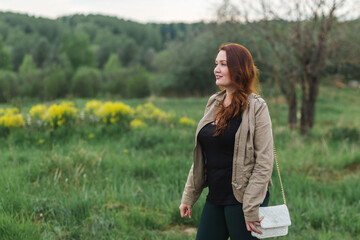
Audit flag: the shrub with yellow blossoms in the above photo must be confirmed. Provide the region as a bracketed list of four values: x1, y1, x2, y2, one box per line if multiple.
[29, 104, 47, 127]
[98, 101, 134, 125]
[135, 103, 175, 124]
[85, 100, 102, 116]
[83, 100, 103, 123]
[179, 117, 196, 126]
[46, 102, 78, 128]
[0, 107, 25, 129]
[130, 119, 147, 130]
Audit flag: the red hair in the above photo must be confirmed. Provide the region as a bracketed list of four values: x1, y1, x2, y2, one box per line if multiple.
[214, 43, 260, 136]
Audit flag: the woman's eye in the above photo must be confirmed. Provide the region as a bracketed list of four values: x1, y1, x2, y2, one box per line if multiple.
[222, 64, 227, 66]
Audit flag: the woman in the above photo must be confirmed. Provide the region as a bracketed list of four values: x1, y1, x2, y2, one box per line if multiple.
[179, 43, 274, 240]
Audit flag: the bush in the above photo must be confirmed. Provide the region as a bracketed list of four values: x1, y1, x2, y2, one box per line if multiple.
[46, 101, 78, 129]
[126, 65, 150, 98]
[18, 54, 44, 99]
[102, 53, 128, 96]
[43, 64, 68, 100]
[0, 70, 18, 102]
[327, 126, 360, 142]
[97, 101, 134, 132]
[71, 66, 102, 97]
[103, 70, 128, 97]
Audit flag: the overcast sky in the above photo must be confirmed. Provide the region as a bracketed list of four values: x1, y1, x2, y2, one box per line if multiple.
[0, 0, 219, 23]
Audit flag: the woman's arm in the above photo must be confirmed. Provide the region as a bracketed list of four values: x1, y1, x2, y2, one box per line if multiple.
[180, 163, 203, 206]
[179, 94, 219, 216]
[242, 99, 274, 222]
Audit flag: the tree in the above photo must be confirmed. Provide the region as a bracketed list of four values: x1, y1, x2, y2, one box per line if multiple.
[241, 0, 359, 133]
[153, 32, 220, 96]
[126, 65, 150, 98]
[32, 37, 51, 67]
[71, 66, 102, 97]
[103, 54, 127, 96]
[60, 32, 96, 70]
[216, 0, 240, 23]
[18, 54, 43, 98]
[0, 70, 18, 102]
[104, 53, 122, 73]
[19, 54, 38, 77]
[43, 64, 68, 100]
[0, 37, 12, 70]
[327, 18, 360, 80]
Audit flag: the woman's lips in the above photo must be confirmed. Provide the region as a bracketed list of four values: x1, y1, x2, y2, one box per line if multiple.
[215, 75, 223, 79]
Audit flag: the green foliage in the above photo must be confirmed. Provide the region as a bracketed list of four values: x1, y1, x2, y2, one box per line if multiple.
[8, 31, 43, 70]
[0, 70, 18, 102]
[71, 66, 102, 97]
[60, 32, 95, 70]
[18, 54, 38, 77]
[126, 65, 151, 98]
[103, 54, 127, 96]
[0, 12, 359, 102]
[32, 37, 51, 67]
[0, 86, 359, 239]
[0, 213, 41, 239]
[0, 37, 12, 70]
[327, 126, 360, 142]
[327, 19, 360, 80]
[103, 53, 122, 73]
[18, 54, 43, 98]
[153, 32, 219, 96]
[43, 64, 68, 100]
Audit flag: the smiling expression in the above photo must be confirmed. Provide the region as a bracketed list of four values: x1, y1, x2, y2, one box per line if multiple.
[214, 50, 235, 91]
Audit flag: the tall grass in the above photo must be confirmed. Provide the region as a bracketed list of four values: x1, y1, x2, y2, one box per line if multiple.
[0, 86, 359, 239]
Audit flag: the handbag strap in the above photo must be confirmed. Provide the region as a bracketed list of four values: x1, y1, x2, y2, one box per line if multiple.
[273, 144, 287, 205]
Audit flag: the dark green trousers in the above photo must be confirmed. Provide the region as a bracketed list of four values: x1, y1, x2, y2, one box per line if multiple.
[196, 193, 269, 240]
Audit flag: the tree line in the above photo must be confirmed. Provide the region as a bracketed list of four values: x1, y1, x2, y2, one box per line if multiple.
[0, 6, 359, 133]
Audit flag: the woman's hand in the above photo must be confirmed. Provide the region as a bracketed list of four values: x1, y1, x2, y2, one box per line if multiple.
[179, 204, 192, 218]
[246, 216, 264, 234]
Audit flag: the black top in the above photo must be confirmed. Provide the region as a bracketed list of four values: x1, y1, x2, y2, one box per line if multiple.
[197, 112, 242, 205]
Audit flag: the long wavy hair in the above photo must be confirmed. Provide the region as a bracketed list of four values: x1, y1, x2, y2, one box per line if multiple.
[213, 43, 261, 136]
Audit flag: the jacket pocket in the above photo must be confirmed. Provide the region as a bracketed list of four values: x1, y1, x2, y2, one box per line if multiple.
[244, 145, 255, 165]
[240, 171, 252, 190]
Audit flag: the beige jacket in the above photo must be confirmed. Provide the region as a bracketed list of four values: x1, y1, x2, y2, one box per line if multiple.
[181, 90, 274, 222]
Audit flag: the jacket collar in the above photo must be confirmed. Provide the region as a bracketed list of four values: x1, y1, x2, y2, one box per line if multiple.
[213, 89, 255, 106]
[214, 89, 227, 102]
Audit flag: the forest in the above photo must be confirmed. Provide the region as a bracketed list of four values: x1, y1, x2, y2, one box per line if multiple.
[0, 11, 359, 101]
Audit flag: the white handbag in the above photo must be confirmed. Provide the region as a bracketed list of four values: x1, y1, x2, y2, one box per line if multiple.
[251, 147, 291, 239]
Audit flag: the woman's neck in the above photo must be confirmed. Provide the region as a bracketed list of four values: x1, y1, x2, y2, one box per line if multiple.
[223, 92, 233, 107]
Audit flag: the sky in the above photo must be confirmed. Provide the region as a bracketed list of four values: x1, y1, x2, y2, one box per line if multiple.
[0, 0, 219, 23]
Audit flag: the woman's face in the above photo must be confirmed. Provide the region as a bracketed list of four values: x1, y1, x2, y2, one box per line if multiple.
[214, 50, 234, 91]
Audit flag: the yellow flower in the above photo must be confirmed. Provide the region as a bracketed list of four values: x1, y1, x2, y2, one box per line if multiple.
[60, 101, 75, 107]
[0, 108, 24, 128]
[46, 102, 77, 128]
[98, 101, 134, 125]
[88, 133, 95, 139]
[179, 117, 196, 126]
[38, 139, 45, 144]
[29, 104, 47, 120]
[130, 119, 147, 130]
[123, 149, 128, 153]
[85, 100, 102, 116]
[135, 102, 173, 124]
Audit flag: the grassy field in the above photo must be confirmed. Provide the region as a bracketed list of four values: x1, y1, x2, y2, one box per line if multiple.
[0, 86, 359, 239]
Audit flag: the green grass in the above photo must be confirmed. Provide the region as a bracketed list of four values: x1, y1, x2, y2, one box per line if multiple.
[0, 85, 359, 239]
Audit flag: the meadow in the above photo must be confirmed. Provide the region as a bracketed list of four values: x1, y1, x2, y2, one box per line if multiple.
[0, 85, 359, 240]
